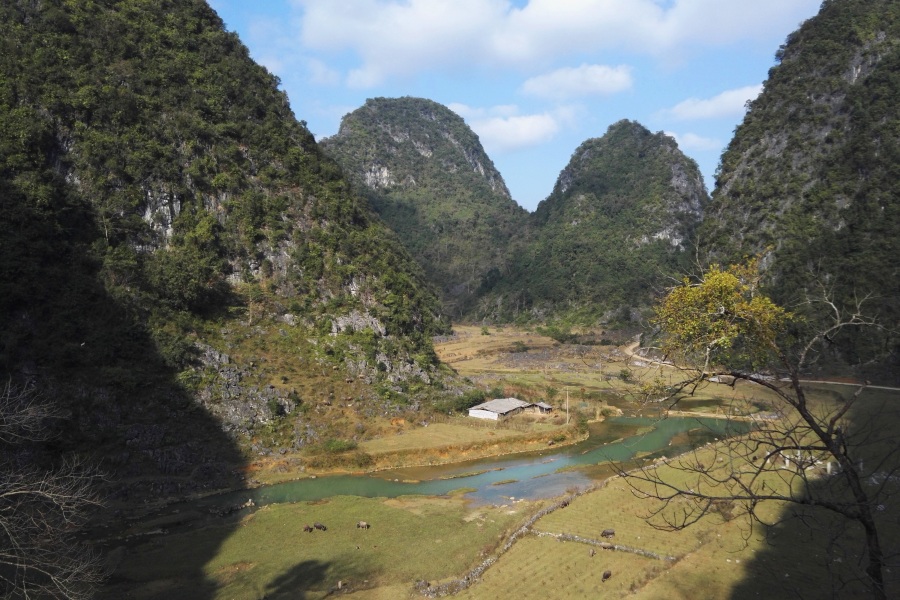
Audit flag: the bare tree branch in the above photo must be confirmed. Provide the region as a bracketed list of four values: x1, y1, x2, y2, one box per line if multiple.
[621, 262, 896, 599]
[0, 383, 108, 599]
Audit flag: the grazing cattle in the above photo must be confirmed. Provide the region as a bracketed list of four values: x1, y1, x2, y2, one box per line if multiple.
[391, 418, 406, 426]
[357, 521, 370, 529]
[559, 500, 569, 508]
[303, 525, 313, 533]
[602, 570, 612, 582]
[601, 529, 615, 539]
[589, 548, 595, 558]
[314, 522, 327, 531]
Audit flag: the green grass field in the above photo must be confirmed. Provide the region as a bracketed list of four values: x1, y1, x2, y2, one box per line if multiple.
[100, 495, 534, 600]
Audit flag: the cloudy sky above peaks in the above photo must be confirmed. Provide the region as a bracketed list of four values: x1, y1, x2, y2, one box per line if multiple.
[209, 0, 821, 211]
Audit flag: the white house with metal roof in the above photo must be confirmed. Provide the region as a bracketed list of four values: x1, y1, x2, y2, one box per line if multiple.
[468, 398, 533, 420]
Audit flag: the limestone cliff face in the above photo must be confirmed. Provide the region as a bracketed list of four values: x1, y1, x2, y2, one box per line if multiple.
[321, 97, 528, 319]
[701, 0, 900, 374]
[706, 2, 900, 260]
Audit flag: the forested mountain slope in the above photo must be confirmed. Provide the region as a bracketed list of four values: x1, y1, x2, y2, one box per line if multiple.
[702, 0, 900, 373]
[478, 120, 707, 323]
[0, 0, 448, 502]
[321, 98, 529, 319]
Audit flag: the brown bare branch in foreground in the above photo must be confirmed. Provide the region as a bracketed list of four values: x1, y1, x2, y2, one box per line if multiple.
[0, 382, 107, 599]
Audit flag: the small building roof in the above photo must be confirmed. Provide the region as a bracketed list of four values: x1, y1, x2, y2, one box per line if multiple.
[469, 397, 532, 414]
[534, 402, 552, 410]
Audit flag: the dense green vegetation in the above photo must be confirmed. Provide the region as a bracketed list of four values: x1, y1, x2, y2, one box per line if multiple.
[703, 0, 900, 378]
[478, 120, 707, 324]
[321, 97, 529, 319]
[325, 108, 708, 326]
[0, 0, 448, 495]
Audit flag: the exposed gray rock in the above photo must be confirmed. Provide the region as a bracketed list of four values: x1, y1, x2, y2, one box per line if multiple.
[331, 310, 386, 336]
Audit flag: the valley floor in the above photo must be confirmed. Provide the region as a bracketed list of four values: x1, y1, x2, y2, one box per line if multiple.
[96, 325, 900, 599]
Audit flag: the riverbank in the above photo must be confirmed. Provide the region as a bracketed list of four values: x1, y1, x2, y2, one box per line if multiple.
[240, 424, 589, 487]
[90, 416, 760, 598]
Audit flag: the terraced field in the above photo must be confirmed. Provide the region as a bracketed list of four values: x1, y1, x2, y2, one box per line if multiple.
[452, 434, 900, 600]
[533, 480, 717, 559]
[454, 535, 658, 599]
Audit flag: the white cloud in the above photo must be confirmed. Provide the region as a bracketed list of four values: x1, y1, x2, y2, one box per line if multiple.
[473, 113, 560, 153]
[256, 55, 285, 75]
[293, 0, 820, 87]
[665, 131, 722, 151]
[449, 103, 563, 152]
[490, 104, 519, 118]
[521, 64, 633, 100]
[660, 84, 763, 121]
[448, 103, 519, 119]
[308, 58, 341, 86]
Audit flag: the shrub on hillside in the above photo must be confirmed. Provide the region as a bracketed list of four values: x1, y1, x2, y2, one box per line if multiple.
[321, 438, 358, 453]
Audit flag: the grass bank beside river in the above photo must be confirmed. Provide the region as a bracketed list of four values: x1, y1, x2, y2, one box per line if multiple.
[242, 421, 586, 487]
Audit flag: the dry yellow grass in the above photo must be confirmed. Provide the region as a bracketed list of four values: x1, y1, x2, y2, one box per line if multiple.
[454, 534, 659, 600]
[435, 325, 787, 419]
[448, 424, 900, 600]
[435, 326, 558, 373]
[340, 583, 413, 599]
[358, 423, 525, 453]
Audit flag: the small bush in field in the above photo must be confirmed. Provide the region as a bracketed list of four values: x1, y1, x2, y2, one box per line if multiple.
[322, 438, 357, 453]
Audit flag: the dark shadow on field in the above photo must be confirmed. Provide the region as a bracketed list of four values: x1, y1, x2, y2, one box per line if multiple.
[1, 143, 246, 597]
[266, 560, 331, 599]
[725, 389, 900, 600]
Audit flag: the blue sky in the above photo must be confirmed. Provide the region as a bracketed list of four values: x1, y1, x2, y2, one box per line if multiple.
[208, 0, 822, 211]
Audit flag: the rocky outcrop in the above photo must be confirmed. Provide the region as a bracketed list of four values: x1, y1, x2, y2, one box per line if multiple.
[330, 311, 386, 336]
[194, 344, 295, 431]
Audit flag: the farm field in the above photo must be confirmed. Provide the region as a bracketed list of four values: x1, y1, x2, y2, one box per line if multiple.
[101, 326, 900, 600]
[453, 409, 900, 600]
[436, 325, 787, 419]
[99, 494, 537, 600]
[455, 534, 659, 599]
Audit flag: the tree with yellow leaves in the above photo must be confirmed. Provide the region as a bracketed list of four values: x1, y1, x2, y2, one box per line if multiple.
[618, 259, 895, 599]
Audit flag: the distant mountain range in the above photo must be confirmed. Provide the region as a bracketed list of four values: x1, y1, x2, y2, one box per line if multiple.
[324, 108, 707, 325]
